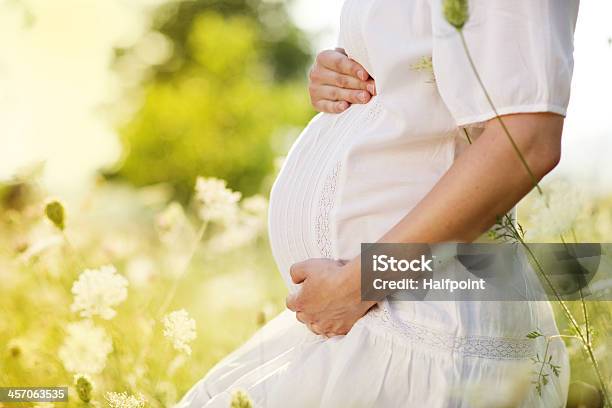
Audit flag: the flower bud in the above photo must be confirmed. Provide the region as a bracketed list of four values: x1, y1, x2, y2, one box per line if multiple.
[443, 0, 469, 30]
[74, 374, 93, 403]
[44, 200, 65, 231]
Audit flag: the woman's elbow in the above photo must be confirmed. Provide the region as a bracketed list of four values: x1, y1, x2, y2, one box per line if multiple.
[494, 113, 564, 178]
[534, 137, 562, 177]
[528, 120, 563, 178]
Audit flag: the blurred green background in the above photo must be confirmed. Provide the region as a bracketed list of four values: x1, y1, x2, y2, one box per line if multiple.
[111, 0, 314, 201]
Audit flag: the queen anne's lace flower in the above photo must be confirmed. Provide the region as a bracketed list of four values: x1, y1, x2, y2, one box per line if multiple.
[195, 177, 241, 223]
[162, 309, 197, 355]
[71, 265, 128, 320]
[105, 391, 146, 408]
[59, 320, 113, 374]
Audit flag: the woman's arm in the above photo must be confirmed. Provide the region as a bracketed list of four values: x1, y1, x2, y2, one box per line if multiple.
[381, 112, 562, 243]
[287, 112, 563, 336]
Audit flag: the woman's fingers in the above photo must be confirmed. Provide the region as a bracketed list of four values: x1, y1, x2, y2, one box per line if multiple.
[311, 84, 371, 106]
[309, 69, 374, 102]
[309, 48, 376, 113]
[295, 310, 352, 337]
[366, 79, 377, 95]
[310, 67, 370, 92]
[308, 323, 324, 335]
[289, 262, 308, 284]
[316, 49, 369, 80]
[295, 311, 308, 324]
[296, 312, 325, 335]
[313, 100, 350, 114]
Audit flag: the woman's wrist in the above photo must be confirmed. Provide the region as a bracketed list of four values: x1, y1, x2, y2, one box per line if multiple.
[339, 257, 376, 308]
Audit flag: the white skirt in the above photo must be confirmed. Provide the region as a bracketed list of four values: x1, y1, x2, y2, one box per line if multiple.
[177, 299, 569, 408]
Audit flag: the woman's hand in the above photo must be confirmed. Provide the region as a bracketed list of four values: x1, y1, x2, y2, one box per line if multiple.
[286, 258, 376, 337]
[308, 48, 376, 114]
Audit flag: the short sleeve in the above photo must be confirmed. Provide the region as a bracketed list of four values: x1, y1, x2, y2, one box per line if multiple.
[430, 0, 580, 127]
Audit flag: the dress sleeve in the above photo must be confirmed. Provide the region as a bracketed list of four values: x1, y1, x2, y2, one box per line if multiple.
[430, 0, 580, 127]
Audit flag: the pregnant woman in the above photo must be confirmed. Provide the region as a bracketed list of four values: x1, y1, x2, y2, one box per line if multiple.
[180, 0, 579, 406]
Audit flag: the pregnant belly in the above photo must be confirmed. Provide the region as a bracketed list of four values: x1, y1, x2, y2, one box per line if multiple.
[267, 111, 345, 291]
[268, 101, 455, 292]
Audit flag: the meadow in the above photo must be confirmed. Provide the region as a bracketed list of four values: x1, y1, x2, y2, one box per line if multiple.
[0, 173, 610, 407]
[0, 176, 285, 407]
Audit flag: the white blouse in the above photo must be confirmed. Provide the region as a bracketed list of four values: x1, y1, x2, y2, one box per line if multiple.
[430, 0, 579, 125]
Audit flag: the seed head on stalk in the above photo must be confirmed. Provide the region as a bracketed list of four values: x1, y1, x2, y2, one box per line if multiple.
[44, 199, 65, 231]
[74, 374, 93, 403]
[443, 0, 469, 29]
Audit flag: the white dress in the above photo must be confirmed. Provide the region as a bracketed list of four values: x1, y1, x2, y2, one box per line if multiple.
[179, 0, 579, 406]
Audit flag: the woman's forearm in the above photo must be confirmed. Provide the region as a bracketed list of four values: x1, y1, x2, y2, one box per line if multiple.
[339, 113, 563, 295]
[380, 113, 563, 244]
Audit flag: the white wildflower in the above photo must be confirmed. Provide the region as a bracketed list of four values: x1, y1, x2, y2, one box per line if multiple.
[194, 177, 241, 223]
[162, 309, 196, 355]
[71, 265, 128, 320]
[527, 180, 584, 240]
[105, 391, 146, 408]
[59, 320, 113, 374]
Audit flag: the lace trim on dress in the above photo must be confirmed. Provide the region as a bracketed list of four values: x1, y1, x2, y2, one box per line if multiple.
[364, 304, 537, 360]
[315, 161, 342, 258]
[314, 100, 383, 259]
